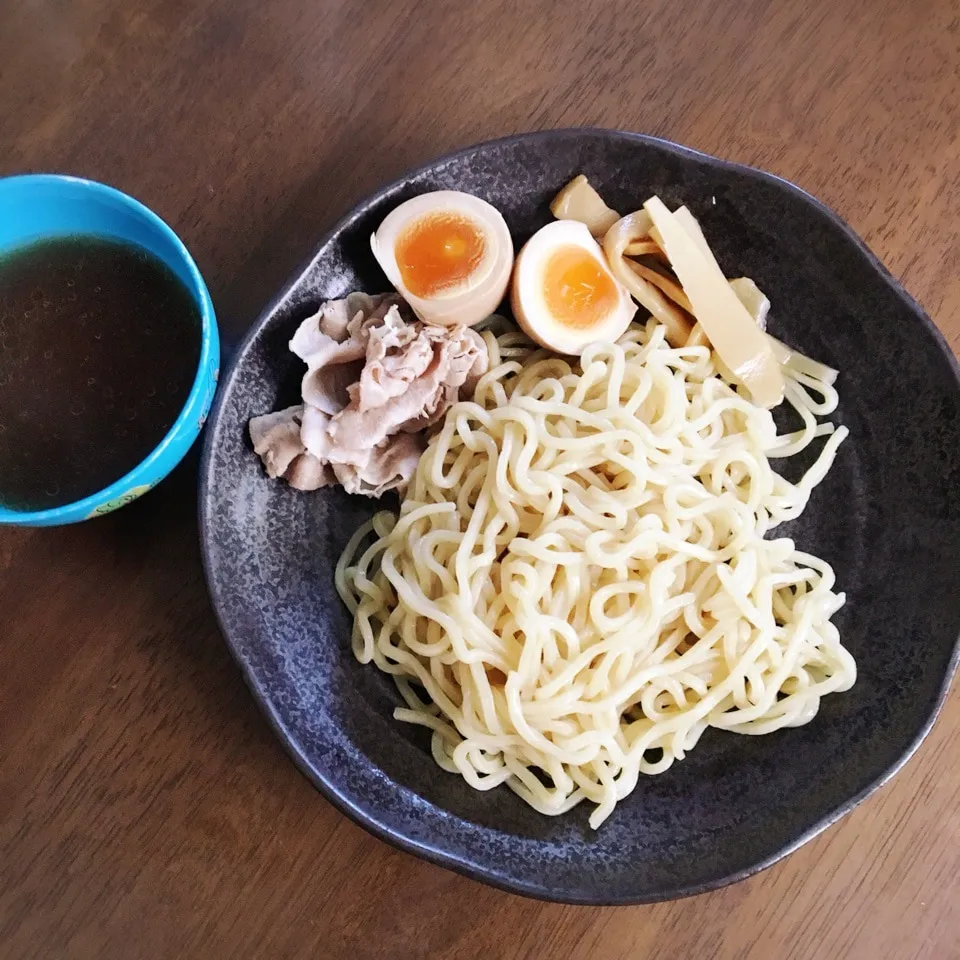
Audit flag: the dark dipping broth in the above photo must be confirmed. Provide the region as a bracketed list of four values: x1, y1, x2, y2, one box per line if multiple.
[0, 236, 201, 512]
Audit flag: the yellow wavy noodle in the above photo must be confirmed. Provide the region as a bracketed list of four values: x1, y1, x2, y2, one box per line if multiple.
[336, 317, 855, 828]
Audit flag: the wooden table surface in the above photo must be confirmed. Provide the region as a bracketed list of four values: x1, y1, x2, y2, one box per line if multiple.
[2, 0, 959, 957]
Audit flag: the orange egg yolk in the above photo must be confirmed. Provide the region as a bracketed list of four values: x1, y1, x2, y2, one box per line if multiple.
[543, 245, 619, 329]
[395, 212, 486, 299]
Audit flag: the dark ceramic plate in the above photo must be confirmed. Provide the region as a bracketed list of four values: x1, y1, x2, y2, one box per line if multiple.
[199, 129, 960, 904]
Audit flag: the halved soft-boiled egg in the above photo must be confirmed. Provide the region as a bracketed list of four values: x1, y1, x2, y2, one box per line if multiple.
[511, 220, 636, 355]
[370, 191, 513, 327]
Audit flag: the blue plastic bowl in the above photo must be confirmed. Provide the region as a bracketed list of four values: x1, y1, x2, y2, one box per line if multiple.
[0, 174, 219, 526]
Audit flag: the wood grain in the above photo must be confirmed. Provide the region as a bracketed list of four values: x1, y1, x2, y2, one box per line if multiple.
[1, 0, 958, 957]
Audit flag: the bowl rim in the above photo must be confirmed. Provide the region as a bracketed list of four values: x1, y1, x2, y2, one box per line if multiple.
[0, 173, 219, 525]
[198, 127, 960, 904]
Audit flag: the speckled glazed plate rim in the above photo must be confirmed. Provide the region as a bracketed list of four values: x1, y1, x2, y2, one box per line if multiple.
[199, 128, 960, 904]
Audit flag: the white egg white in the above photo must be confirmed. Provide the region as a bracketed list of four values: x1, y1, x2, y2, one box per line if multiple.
[370, 191, 514, 328]
[511, 220, 636, 355]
